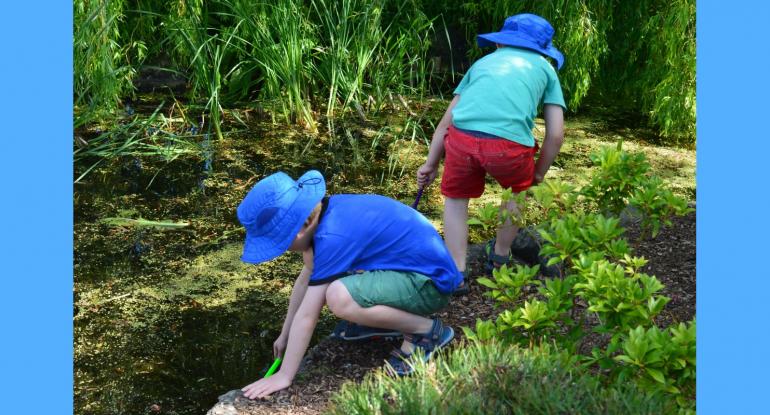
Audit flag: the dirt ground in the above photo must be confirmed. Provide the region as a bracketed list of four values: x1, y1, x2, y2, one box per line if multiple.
[208, 209, 696, 415]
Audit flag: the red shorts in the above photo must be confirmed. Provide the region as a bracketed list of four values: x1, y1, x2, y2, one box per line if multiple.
[441, 125, 537, 198]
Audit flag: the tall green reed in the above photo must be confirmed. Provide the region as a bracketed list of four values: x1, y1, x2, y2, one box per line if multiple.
[74, 0, 137, 127]
[172, 21, 244, 140]
[223, 0, 318, 132]
[311, 0, 385, 118]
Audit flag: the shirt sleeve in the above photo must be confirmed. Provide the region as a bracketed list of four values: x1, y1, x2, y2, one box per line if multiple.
[542, 67, 567, 111]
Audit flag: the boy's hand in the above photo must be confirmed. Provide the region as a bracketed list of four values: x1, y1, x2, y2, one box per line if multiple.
[273, 333, 288, 358]
[417, 163, 438, 188]
[242, 372, 292, 399]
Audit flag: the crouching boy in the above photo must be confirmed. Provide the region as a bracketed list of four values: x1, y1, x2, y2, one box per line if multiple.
[237, 170, 463, 399]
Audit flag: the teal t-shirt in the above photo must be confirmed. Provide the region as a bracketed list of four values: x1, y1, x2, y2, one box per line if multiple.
[451, 47, 566, 147]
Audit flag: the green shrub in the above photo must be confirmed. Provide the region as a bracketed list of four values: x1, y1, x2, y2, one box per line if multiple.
[581, 144, 652, 216]
[327, 341, 675, 414]
[466, 145, 695, 410]
[580, 144, 693, 238]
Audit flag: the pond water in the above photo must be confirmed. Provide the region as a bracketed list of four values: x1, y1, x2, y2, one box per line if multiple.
[73, 100, 695, 414]
[73, 105, 432, 414]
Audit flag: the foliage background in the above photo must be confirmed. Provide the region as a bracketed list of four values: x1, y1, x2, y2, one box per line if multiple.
[74, 0, 695, 145]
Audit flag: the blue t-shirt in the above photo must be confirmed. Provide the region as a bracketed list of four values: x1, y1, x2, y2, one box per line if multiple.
[451, 47, 566, 147]
[307, 194, 462, 295]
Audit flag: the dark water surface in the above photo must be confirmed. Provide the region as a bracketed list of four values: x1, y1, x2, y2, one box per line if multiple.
[73, 108, 424, 414]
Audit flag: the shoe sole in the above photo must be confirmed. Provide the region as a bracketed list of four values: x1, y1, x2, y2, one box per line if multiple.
[330, 332, 403, 341]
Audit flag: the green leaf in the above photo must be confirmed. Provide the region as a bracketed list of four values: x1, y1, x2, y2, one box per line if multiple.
[614, 355, 636, 365]
[476, 277, 498, 289]
[645, 367, 666, 384]
[466, 218, 484, 226]
[547, 257, 562, 266]
[460, 326, 476, 340]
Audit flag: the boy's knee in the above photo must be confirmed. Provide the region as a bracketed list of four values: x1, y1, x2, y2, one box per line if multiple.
[326, 280, 355, 317]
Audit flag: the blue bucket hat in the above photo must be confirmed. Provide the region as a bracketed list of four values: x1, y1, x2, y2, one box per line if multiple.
[477, 13, 564, 70]
[237, 170, 326, 264]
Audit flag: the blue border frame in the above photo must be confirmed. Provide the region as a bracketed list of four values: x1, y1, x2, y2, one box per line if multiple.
[0, 3, 73, 412]
[1, 1, 768, 413]
[698, 1, 769, 413]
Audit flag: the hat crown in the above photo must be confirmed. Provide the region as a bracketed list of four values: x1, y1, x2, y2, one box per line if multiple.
[237, 170, 326, 264]
[502, 14, 554, 48]
[237, 172, 295, 228]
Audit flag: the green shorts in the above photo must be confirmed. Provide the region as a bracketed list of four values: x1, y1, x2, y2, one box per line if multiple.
[338, 270, 450, 316]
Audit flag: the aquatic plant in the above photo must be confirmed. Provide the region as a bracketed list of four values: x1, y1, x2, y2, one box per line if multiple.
[74, 0, 696, 154]
[74, 0, 141, 127]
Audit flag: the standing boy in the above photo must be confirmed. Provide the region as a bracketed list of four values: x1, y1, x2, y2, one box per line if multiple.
[417, 13, 566, 277]
[237, 170, 462, 399]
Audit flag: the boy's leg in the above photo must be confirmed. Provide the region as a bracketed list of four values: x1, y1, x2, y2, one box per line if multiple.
[443, 197, 470, 272]
[480, 139, 537, 263]
[494, 195, 521, 257]
[326, 281, 431, 354]
[325, 271, 451, 355]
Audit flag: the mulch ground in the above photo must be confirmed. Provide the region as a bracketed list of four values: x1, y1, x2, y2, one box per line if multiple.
[208, 209, 696, 415]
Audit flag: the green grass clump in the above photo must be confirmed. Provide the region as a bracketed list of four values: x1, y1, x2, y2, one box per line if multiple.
[327, 341, 674, 415]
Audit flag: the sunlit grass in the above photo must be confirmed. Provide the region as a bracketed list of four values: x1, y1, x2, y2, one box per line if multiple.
[328, 340, 675, 414]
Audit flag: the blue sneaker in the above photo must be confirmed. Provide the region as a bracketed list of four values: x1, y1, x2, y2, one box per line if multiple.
[330, 320, 402, 341]
[386, 318, 454, 376]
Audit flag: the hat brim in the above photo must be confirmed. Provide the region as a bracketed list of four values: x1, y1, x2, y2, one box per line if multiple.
[241, 170, 326, 264]
[477, 32, 564, 70]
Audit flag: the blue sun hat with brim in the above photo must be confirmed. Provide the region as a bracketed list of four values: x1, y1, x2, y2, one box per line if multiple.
[237, 170, 326, 264]
[477, 13, 564, 70]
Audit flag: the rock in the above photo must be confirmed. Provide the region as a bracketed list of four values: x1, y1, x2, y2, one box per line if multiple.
[619, 205, 644, 227]
[207, 390, 247, 415]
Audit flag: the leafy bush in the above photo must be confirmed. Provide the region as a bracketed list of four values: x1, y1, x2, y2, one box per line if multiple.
[327, 341, 675, 415]
[615, 322, 696, 410]
[599, 0, 696, 144]
[465, 145, 695, 411]
[581, 144, 652, 216]
[580, 144, 693, 238]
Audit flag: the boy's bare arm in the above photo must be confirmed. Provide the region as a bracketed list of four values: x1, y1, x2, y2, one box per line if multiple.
[274, 250, 314, 356]
[534, 104, 565, 184]
[242, 282, 328, 399]
[418, 95, 461, 188]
